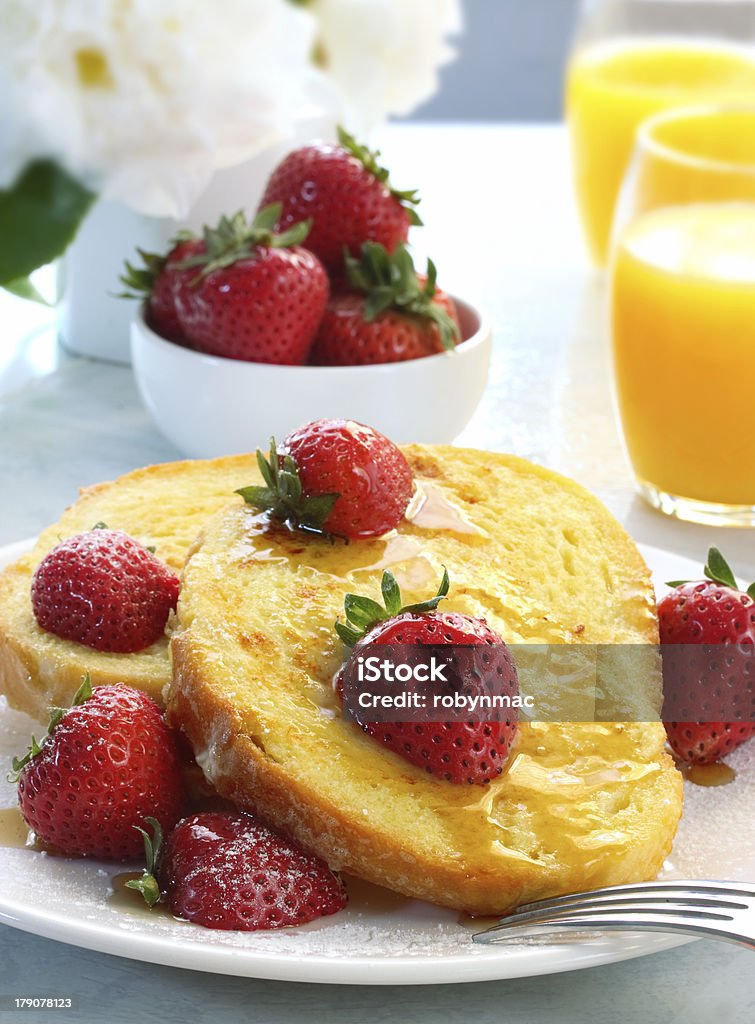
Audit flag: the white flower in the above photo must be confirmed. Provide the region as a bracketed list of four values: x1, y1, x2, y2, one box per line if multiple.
[308, 0, 462, 130]
[0, 0, 317, 217]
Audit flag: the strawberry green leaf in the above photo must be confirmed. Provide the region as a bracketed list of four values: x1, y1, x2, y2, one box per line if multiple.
[336, 126, 422, 223]
[344, 242, 460, 351]
[253, 202, 282, 233]
[179, 206, 312, 282]
[118, 248, 167, 299]
[336, 568, 450, 646]
[381, 571, 403, 617]
[237, 438, 340, 538]
[126, 816, 163, 908]
[7, 674, 93, 782]
[748, 582, 755, 600]
[335, 621, 364, 647]
[344, 595, 387, 631]
[704, 547, 738, 590]
[0, 160, 95, 300]
[8, 735, 44, 782]
[402, 567, 450, 614]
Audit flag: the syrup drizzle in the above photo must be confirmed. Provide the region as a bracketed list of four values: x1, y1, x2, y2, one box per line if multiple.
[683, 761, 737, 788]
[405, 482, 486, 536]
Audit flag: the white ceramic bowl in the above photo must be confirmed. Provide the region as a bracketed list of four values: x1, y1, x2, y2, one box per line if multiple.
[130, 296, 491, 459]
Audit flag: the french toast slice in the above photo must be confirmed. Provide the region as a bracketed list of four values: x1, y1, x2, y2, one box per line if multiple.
[0, 455, 255, 721]
[169, 445, 683, 916]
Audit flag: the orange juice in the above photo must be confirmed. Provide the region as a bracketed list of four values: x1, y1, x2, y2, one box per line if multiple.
[611, 202, 755, 506]
[566, 39, 755, 265]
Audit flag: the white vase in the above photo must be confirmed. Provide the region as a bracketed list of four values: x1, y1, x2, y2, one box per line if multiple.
[58, 112, 338, 364]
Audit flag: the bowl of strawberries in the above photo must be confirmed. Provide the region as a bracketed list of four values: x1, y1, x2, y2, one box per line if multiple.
[128, 129, 491, 459]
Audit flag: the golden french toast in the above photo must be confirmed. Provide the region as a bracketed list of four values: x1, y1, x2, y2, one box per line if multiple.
[0, 455, 256, 721]
[168, 445, 683, 916]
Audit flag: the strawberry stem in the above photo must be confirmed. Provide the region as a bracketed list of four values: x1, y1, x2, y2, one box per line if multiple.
[337, 126, 422, 225]
[126, 817, 163, 908]
[666, 547, 755, 594]
[179, 206, 312, 283]
[118, 232, 193, 298]
[8, 674, 93, 782]
[336, 568, 450, 646]
[344, 243, 460, 351]
[236, 438, 340, 539]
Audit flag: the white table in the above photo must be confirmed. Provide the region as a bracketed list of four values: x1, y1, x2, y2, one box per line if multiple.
[0, 124, 753, 1023]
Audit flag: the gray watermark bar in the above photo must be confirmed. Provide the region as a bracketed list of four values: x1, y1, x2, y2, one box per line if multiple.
[337, 643, 755, 724]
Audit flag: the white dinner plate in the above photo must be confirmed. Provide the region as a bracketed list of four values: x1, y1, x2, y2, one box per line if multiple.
[0, 539, 753, 985]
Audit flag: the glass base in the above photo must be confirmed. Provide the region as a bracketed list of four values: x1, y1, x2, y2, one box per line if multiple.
[638, 480, 755, 528]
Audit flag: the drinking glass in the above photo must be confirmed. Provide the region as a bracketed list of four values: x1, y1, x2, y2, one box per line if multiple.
[566, 0, 755, 265]
[610, 105, 755, 526]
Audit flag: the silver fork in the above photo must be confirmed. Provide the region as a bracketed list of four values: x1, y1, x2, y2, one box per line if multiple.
[473, 880, 755, 950]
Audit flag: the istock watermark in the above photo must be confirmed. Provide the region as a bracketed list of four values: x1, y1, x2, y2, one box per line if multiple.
[338, 643, 755, 725]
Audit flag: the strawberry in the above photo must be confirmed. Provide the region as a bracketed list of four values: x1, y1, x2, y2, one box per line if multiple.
[336, 570, 519, 785]
[31, 526, 180, 653]
[13, 678, 185, 860]
[237, 419, 414, 540]
[149, 812, 347, 930]
[310, 243, 461, 365]
[121, 238, 205, 344]
[660, 547, 755, 765]
[259, 126, 421, 275]
[174, 206, 328, 364]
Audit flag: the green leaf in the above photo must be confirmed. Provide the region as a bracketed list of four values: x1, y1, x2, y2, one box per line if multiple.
[402, 567, 450, 614]
[0, 160, 95, 288]
[126, 817, 163, 908]
[253, 202, 282, 233]
[237, 441, 340, 538]
[178, 206, 309, 282]
[335, 621, 364, 647]
[704, 547, 738, 589]
[336, 567, 450, 646]
[273, 218, 312, 248]
[381, 571, 402, 616]
[118, 248, 167, 299]
[3, 276, 51, 305]
[335, 125, 421, 217]
[344, 242, 459, 349]
[748, 582, 755, 600]
[344, 594, 387, 630]
[7, 673, 93, 782]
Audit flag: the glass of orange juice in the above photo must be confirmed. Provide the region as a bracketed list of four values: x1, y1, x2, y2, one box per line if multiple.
[610, 105, 755, 526]
[566, 0, 755, 265]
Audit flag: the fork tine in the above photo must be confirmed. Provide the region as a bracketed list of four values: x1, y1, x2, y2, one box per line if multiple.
[474, 909, 755, 952]
[507, 894, 748, 927]
[511, 879, 755, 915]
[479, 900, 737, 936]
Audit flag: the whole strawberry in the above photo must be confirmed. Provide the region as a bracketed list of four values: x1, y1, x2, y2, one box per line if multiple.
[155, 812, 346, 930]
[660, 547, 755, 765]
[31, 527, 180, 653]
[260, 126, 421, 275]
[336, 571, 519, 785]
[14, 679, 185, 859]
[121, 238, 205, 344]
[174, 206, 328, 364]
[310, 243, 460, 365]
[237, 419, 414, 539]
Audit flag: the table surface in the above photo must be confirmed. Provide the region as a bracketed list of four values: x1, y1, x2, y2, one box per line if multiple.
[0, 123, 753, 1023]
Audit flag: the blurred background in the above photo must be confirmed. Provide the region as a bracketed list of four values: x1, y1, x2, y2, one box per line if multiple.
[408, 0, 578, 121]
